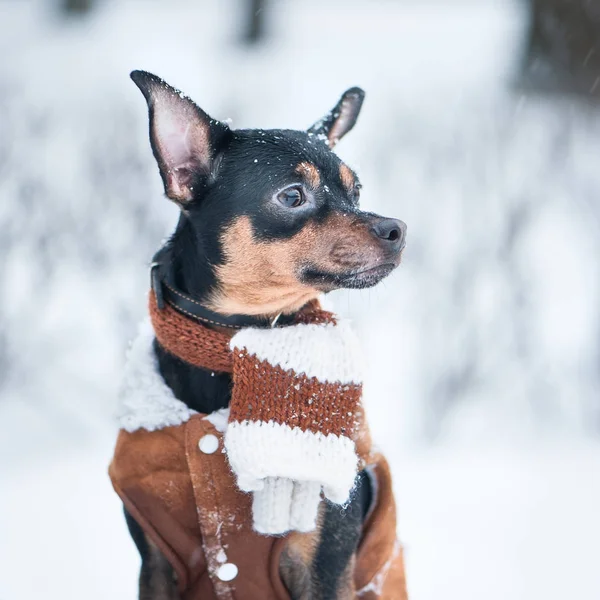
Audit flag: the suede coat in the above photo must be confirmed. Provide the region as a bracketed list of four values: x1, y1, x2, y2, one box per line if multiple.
[109, 416, 407, 599]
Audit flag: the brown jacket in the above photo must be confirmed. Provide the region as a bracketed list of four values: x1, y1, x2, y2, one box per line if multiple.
[109, 414, 408, 599]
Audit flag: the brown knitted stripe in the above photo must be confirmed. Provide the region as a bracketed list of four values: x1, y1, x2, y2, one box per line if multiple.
[229, 350, 362, 438]
[148, 292, 233, 373]
[292, 300, 338, 327]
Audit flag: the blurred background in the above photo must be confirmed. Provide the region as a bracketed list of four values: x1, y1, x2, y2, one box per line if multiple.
[1, 0, 600, 598]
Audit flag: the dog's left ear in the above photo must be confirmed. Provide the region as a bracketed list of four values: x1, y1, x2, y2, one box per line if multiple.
[131, 70, 230, 205]
[307, 87, 365, 149]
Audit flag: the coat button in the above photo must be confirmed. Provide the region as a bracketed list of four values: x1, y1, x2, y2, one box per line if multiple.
[217, 562, 238, 582]
[198, 434, 219, 454]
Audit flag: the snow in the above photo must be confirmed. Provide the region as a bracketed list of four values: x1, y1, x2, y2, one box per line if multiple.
[1, 0, 600, 599]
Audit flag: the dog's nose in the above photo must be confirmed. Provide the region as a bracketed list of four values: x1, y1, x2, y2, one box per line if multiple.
[371, 218, 406, 249]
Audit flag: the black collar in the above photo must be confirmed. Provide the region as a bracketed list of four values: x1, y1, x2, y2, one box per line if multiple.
[151, 261, 288, 330]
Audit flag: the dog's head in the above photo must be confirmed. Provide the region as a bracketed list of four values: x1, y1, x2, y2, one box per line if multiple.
[132, 70, 406, 316]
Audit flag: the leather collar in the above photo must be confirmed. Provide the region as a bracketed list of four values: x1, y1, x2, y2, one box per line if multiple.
[151, 260, 285, 330]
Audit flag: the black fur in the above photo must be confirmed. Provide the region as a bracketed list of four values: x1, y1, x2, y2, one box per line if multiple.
[313, 472, 373, 599]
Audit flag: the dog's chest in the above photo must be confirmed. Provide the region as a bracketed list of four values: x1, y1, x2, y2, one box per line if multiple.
[155, 339, 232, 414]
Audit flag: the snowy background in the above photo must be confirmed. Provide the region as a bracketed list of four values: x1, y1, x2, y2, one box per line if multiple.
[1, 0, 600, 598]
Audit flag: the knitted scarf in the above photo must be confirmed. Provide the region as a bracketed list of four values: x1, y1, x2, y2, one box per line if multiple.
[148, 293, 364, 536]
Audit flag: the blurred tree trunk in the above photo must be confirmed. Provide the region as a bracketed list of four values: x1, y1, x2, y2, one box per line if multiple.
[522, 0, 600, 96]
[62, 0, 93, 16]
[244, 0, 266, 45]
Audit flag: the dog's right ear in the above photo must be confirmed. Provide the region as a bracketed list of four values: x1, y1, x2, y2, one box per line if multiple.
[131, 70, 230, 205]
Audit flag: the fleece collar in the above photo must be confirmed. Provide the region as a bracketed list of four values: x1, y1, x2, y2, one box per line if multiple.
[117, 320, 229, 432]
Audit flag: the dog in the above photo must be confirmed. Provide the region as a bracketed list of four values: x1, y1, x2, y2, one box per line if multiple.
[111, 70, 408, 600]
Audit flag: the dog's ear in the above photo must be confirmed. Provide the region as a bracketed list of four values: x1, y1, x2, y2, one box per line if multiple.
[307, 87, 365, 149]
[131, 70, 230, 205]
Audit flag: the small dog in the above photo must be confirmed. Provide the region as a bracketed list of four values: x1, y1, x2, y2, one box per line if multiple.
[112, 70, 408, 600]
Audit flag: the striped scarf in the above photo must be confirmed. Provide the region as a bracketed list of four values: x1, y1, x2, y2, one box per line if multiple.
[149, 293, 364, 535]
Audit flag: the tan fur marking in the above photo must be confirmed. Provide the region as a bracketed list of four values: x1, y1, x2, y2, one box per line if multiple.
[208, 217, 320, 316]
[209, 214, 389, 316]
[279, 507, 324, 599]
[296, 161, 321, 189]
[339, 164, 355, 191]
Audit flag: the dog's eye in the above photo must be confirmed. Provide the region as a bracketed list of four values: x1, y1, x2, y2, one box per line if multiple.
[277, 187, 305, 208]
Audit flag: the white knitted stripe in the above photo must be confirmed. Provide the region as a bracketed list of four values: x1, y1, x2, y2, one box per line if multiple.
[230, 321, 363, 385]
[117, 320, 196, 432]
[225, 421, 358, 503]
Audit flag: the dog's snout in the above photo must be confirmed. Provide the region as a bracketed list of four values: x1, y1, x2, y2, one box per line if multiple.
[371, 218, 406, 249]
